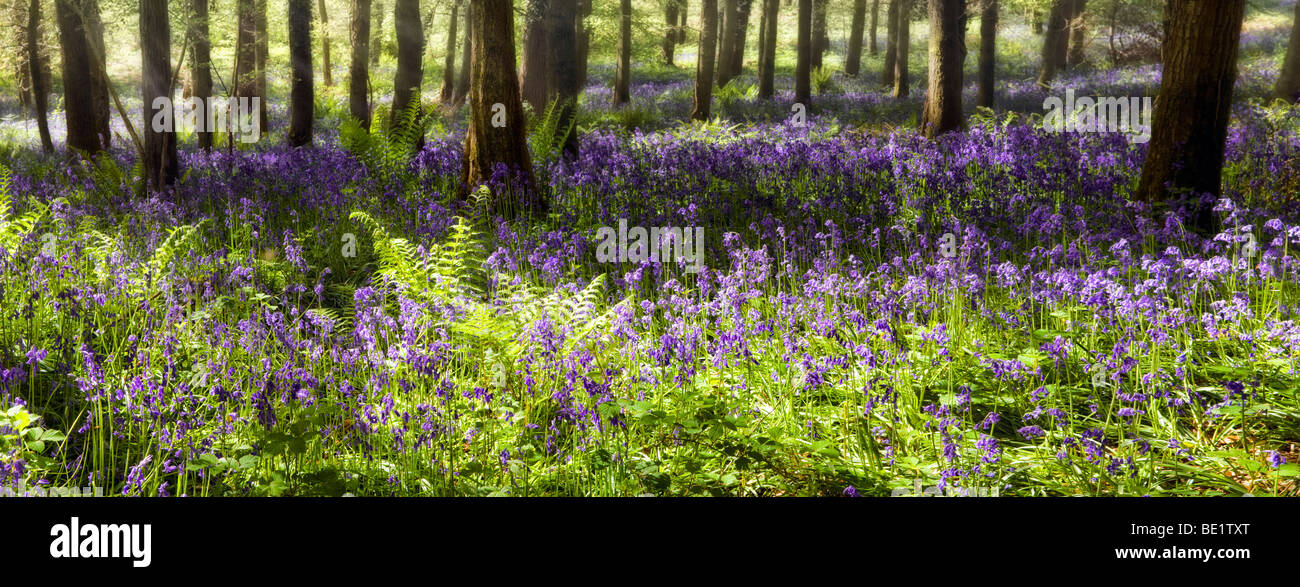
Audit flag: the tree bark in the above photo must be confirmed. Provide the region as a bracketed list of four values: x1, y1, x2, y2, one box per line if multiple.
[758, 0, 777, 98]
[576, 0, 591, 90]
[893, 0, 909, 97]
[922, 0, 965, 137]
[548, 0, 580, 155]
[692, 0, 719, 120]
[1274, 0, 1300, 101]
[614, 0, 631, 104]
[319, 0, 333, 86]
[141, 0, 177, 190]
[1137, 0, 1245, 234]
[56, 0, 101, 154]
[454, 0, 472, 103]
[462, 0, 540, 215]
[717, 0, 735, 83]
[811, 0, 826, 71]
[84, 0, 108, 148]
[883, 0, 898, 87]
[288, 0, 314, 147]
[520, 0, 549, 112]
[976, 0, 995, 109]
[846, 0, 867, 76]
[1066, 0, 1088, 68]
[191, 0, 213, 148]
[663, 0, 682, 65]
[391, 0, 425, 132]
[439, 0, 460, 103]
[256, 0, 269, 129]
[350, 0, 372, 126]
[236, 0, 259, 108]
[1037, 0, 1067, 86]
[371, 0, 385, 65]
[28, 0, 53, 153]
[869, 0, 880, 55]
[795, 0, 811, 104]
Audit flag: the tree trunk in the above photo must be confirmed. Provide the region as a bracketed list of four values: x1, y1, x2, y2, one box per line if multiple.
[1274, 0, 1300, 101]
[462, 0, 539, 216]
[391, 0, 425, 132]
[439, 0, 460, 103]
[371, 0, 385, 65]
[692, 0, 718, 120]
[922, 0, 965, 137]
[728, 0, 753, 82]
[1036, 0, 1068, 87]
[454, 1, 472, 103]
[663, 0, 681, 65]
[795, 0, 811, 104]
[547, 0, 580, 155]
[236, 0, 259, 108]
[350, 0, 372, 126]
[893, 0, 909, 97]
[27, 0, 52, 153]
[55, 0, 101, 155]
[976, 0, 995, 109]
[1137, 0, 1245, 234]
[1066, 0, 1087, 67]
[288, 0, 314, 147]
[141, 0, 177, 190]
[614, 0, 631, 104]
[758, 0, 777, 98]
[846, 0, 867, 76]
[883, 0, 899, 87]
[717, 0, 735, 83]
[869, 0, 880, 55]
[811, 0, 826, 70]
[191, 0, 213, 148]
[319, 0, 333, 86]
[85, 0, 108, 148]
[520, 0, 549, 112]
[256, 0, 269, 129]
[576, 0, 591, 90]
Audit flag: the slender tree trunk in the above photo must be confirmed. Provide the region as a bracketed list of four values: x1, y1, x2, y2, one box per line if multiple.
[1066, 0, 1088, 67]
[454, 0, 472, 103]
[717, 0, 735, 83]
[811, 0, 826, 70]
[55, 0, 100, 155]
[1137, 0, 1245, 234]
[758, 0, 777, 98]
[1036, 0, 1068, 86]
[614, 0, 631, 104]
[319, 0, 333, 86]
[84, 0, 108, 148]
[288, 0, 314, 146]
[391, 0, 425, 133]
[371, 0, 385, 65]
[28, 0, 52, 153]
[191, 0, 213, 148]
[663, 0, 681, 65]
[1275, 0, 1300, 101]
[883, 0, 899, 87]
[976, 0, 995, 109]
[520, 0, 549, 112]
[440, 0, 460, 102]
[692, 0, 718, 120]
[795, 0, 811, 104]
[548, 0, 579, 155]
[893, 0, 909, 97]
[869, 0, 880, 55]
[846, 0, 867, 76]
[462, 0, 541, 216]
[141, 0, 177, 190]
[728, 0, 753, 81]
[922, 0, 965, 137]
[350, 0, 372, 126]
[256, 0, 268, 128]
[236, 0, 258, 107]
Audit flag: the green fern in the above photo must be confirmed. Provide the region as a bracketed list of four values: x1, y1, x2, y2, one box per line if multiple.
[529, 98, 576, 167]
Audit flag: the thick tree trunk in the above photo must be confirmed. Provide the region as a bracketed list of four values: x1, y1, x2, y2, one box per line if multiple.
[1066, 0, 1088, 67]
[55, 0, 101, 155]
[576, 0, 591, 90]
[520, 0, 549, 112]
[922, 0, 966, 137]
[236, 0, 259, 106]
[28, 0, 52, 153]
[869, 0, 880, 55]
[1037, 0, 1067, 86]
[288, 0, 314, 147]
[319, 0, 333, 86]
[141, 0, 177, 190]
[692, 0, 718, 120]
[391, 0, 425, 131]
[846, 0, 867, 76]
[1274, 0, 1300, 101]
[811, 0, 826, 70]
[976, 0, 996, 109]
[795, 0, 811, 104]
[371, 0, 385, 65]
[1137, 0, 1245, 234]
[893, 0, 910, 97]
[718, 0, 752, 85]
[462, 0, 539, 215]
[84, 0, 108, 148]
[663, 0, 682, 65]
[439, 0, 460, 102]
[883, 0, 899, 87]
[758, 0, 777, 98]
[454, 1, 472, 103]
[191, 0, 213, 148]
[350, 0, 372, 126]
[717, 0, 735, 83]
[548, 0, 580, 155]
[614, 0, 631, 104]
